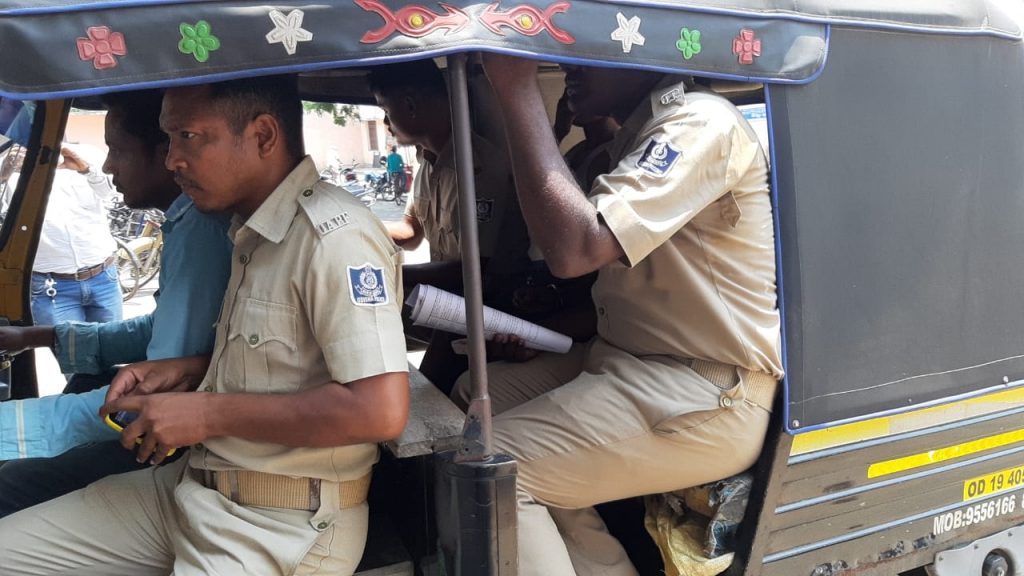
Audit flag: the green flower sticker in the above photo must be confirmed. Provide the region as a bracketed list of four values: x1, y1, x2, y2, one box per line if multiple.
[676, 28, 702, 60]
[179, 20, 220, 63]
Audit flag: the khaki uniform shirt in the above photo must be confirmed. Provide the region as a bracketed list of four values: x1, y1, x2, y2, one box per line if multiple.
[191, 157, 408, 482]
[590, 78, 783, 378]
[406, 134, 530, 277]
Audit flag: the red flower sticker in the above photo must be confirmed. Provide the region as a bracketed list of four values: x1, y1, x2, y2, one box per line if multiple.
[732, 28, 761, 65]
[77, 26, 127, 70]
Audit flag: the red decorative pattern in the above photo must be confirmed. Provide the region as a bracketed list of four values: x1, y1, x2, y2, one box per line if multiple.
[731, 28, 761, 65]
[356, 0, 469, 44]
[76, 26, 127, 70]
[480, 2, 575, 44]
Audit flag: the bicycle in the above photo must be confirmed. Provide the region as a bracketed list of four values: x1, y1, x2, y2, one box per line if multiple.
[366, 171, 400, 203]
[108, 202, 164, 301]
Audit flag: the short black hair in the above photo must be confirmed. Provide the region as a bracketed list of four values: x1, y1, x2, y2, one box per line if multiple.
[205, 74, 304, 159]
[367, 59, 447, 100]
[100, 89, 167, 148]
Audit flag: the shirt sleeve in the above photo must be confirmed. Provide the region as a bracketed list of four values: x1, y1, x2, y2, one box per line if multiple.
[0, 387, 117, 459]
[145, 211, 231, 361]
[53, 316, 153, 374]
[305, 220, 408, 385]
[591, 98, 761, 267]
[84, 168, 115, 201]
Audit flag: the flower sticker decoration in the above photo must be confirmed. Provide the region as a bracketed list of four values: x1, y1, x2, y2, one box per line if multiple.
[266, 9, 313, 55]
[610, 12, 644, 54]
[76, 26, 127, 70]
[675, 27, 701, 60]
[732, 28, 761, 65]
[179, 20, 220, 63]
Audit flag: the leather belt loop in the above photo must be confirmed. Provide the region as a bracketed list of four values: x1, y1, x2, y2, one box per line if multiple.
[227, 470, 240, 503]
[309, 479, 322, 511]
[684, 357, 778, 412]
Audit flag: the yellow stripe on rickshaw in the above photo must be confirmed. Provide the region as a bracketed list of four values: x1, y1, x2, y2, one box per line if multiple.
[867, 428, 1024, 478]
[790, 387, 1024, 457]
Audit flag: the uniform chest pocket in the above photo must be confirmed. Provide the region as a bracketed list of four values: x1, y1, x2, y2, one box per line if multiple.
[225, 298, 298, 393]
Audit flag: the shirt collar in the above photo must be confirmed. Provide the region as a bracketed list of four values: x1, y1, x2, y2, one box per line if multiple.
[608, 75, 687, 163]
[163, 193, 192, 223]
[429, 139, 456, 171]
[238, 156, 319, 244]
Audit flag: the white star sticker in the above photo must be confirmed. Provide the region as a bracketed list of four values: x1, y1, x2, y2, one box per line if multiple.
[610, 12, 645, 54]
[266, 9, 313, 55]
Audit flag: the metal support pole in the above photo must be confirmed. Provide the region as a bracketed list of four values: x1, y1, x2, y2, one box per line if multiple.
[447, 52, 492, 463]
[433, 53, 518, 576]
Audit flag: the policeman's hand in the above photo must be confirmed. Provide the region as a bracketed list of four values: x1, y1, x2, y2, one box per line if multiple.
[105, 355, 212, 405]
[486, 334, 540, 363]
[0, 325, 54, 353]
[101, 392, 210, 465]
[481, 54, 539, 93]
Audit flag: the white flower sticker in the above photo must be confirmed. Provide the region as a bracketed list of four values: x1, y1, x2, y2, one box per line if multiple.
[266, 9, 313, 55]
[610, 12, 645, 54]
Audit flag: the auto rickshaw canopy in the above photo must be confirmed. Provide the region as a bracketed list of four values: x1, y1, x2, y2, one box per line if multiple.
[0, 0, 1019, 99]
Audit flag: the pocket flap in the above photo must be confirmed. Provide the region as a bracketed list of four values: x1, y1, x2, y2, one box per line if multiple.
[227, 298, 298, 352]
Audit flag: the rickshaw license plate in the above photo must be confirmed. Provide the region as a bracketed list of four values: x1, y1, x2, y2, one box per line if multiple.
[963, 464, 1024, 501]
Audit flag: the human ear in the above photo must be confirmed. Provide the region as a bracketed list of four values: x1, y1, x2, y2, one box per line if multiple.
[251, 113, 281, 157]
[402, 95, 418, 119]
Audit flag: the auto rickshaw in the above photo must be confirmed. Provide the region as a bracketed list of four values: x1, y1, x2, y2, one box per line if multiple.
[1, 1, 1023, 575]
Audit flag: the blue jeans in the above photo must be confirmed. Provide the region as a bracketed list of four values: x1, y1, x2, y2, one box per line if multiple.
[30, 264, 123, 326]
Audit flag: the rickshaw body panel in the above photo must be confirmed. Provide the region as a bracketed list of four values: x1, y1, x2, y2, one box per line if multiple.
[0, 1, 1023, 574]
[771, 22, 1024, 430]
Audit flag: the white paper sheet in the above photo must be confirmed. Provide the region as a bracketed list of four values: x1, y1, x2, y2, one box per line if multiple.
[407, 284, 573, 354]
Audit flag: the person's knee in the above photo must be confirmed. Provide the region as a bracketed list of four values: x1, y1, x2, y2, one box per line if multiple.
[450, 370, 471, 411]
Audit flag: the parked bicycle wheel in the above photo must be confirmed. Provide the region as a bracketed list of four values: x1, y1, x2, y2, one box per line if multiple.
[114, 237, 142, 301]
[132, 239, 162, 290]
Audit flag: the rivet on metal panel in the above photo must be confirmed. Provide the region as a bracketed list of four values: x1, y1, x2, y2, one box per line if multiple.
[1003, 376, 1010, 383]
[791, 419, 800, 428]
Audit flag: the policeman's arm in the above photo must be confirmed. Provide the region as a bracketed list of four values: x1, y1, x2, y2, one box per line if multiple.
[386, 214, 424, 250]
[206, 375, 411, 446]
[483, 56, 625, 279]
[102, 373, 409, 463]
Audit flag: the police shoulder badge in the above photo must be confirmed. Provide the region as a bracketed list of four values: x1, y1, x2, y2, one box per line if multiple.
[476, 198, 494, 223]
[636, 138, 681, 177]
[348, 263, 389, 306]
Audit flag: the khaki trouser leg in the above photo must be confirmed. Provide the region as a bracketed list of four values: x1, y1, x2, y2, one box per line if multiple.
[552, 507, 637, 576]
[451, 343, 588, 414]
[494, 340, 771, 576]
[0, 456, 182, 576]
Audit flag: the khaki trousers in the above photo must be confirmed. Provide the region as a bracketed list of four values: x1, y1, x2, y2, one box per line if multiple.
[455, 338, 771, 576]
[0, 457, 368, 575]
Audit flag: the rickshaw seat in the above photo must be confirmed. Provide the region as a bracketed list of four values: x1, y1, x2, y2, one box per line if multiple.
[385, 365, 465, 459]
